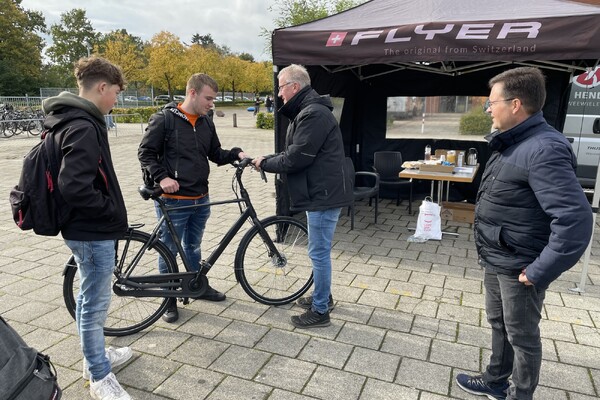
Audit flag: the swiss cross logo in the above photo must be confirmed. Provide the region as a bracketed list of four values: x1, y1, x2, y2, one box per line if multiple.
[326, 32, 347, 47]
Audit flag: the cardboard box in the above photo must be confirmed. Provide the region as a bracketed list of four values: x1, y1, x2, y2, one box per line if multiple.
[441, 201, 475, 223]
[420, 163, 454, 173]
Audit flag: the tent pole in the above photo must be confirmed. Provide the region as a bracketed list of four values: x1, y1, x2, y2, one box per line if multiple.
[570, 155, 600, 294]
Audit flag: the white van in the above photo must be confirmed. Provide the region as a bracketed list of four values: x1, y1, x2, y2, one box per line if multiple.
[563, 66, 600, 189]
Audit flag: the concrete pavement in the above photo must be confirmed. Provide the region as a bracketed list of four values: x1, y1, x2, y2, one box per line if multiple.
[1, 107, 599, 399]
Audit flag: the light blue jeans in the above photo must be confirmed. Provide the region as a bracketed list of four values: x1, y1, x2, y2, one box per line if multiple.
[65, 239, 115, 382]
[155, 196, 211, 273]
[306, 208, 341, 314]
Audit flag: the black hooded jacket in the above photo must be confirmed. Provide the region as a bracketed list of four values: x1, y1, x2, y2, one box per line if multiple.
[261, 87, 353, 212]
[42, 92, 128, 240]
[138, 103, 242, 197]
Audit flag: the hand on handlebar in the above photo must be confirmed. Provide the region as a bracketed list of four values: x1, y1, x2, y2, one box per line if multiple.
[251, 156, 266, 170]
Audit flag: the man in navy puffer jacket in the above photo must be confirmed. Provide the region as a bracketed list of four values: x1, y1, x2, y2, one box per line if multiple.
[456, 67, 592, 400]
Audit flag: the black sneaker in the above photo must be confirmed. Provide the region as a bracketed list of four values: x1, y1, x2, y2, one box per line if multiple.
[162, 300, 179, 323]
[291, 309, 331, 328]
[195, 284, 226, 302]
[456, 374, 509, 400]
[296, 294, 334, 312]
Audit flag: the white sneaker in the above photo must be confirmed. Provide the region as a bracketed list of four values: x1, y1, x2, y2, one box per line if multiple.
[89, 372, 131, 400]
[83, 347, 133, 380]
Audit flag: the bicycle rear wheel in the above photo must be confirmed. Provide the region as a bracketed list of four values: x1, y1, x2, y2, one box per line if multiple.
[235, 216, 313, 305]
[62, 230, 178, 336]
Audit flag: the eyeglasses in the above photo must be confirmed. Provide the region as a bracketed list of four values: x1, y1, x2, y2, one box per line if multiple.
[484, 98, 515, 110]
[278, 82, 295, 91]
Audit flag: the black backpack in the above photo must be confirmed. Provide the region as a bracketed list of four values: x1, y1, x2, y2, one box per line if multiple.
[9, 118, 101, 236]
[0, 316, 62, 400]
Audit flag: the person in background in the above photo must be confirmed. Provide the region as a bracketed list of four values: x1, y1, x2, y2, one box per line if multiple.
[265, 95, 273, 113]
[42, 56, 132, 400]
[252, 64, 352, 328]
[138, 73, 246, 323]
[456, 67, 593, 400]
[253, 96, 261, 116]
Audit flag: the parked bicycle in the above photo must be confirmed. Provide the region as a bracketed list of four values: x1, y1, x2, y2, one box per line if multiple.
[1, 104, 43, 138]
[62, 158, 312, 336]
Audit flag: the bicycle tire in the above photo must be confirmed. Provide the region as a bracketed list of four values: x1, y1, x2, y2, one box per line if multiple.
[63, 230, 178, 336]
[1, 120, 15, 138]
[26, 119, 43, 135]
[235, 216, 313, 305]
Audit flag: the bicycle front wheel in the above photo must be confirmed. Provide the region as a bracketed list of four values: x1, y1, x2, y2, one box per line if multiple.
[235, 216, 313, 305]
[62, 230, 178, 336]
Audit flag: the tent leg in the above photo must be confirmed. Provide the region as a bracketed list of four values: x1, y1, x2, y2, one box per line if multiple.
[570, 157, 600, 295]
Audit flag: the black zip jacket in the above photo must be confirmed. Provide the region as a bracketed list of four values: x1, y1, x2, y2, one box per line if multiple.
[138, 104, 242, 197]
[261, 87, 353, 212]
[474, 112, 593, 289]
[42, 92, 128, 241]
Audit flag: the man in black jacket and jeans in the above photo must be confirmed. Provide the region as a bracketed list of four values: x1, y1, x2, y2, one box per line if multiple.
[252, 64, 353, 328]
[42, 56, 132, 400]
[456, 67, 593, 400]
[138, 73, 246, 323]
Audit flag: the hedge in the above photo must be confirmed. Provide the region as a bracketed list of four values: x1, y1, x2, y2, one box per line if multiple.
[459, 109, 492, 135]
[256, 112, 274, 129]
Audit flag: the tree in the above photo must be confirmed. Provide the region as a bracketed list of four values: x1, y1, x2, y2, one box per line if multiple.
[190, 33, 231, 56]
[244, 61, 273, 95]
[97, 30, 147, 84]
[146, 31, 187, 97]
[0, 0, 46, 95]
[238, 52, 255, 63]
[47, 8, 99, 86]
[263, 0, 366, 55]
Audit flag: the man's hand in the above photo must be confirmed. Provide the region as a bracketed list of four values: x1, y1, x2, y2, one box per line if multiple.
[252, 156, 266, 170]
[238, 151, 248, 160]
[519, 269, 533, 286]
[159, 177, 179, 194]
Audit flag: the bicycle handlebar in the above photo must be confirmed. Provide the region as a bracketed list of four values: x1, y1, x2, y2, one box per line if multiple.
[138, 157, 267, 201]
[235, 157, 267, 183]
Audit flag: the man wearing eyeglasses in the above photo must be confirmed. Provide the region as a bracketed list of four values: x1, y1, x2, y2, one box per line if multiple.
[456, 67, 592, 400]
[252, 64, 353, 328]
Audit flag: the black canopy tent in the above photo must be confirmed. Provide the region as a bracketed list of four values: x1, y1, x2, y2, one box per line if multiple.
[271, 0, 600, 215]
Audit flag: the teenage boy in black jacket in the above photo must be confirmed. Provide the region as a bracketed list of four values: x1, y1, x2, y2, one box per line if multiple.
[42, 56, 132, 400]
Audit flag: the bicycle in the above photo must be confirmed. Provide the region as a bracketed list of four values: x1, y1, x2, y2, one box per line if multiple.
[62, 158, 313, 336]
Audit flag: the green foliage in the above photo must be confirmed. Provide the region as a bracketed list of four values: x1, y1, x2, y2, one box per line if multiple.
[256, 112, 274, 130]
[47, 8, 99, 86]
[111, 106, 163, 123]
[459, 109, 492, 135]
[0, 0, 46, 95]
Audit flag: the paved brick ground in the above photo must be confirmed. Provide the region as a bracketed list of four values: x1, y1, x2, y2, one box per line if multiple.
[1, 108, 599, 399]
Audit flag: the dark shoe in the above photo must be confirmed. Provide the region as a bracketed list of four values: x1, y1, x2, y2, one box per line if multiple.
[297, 294, 334, 312]
[162, 303, 179, 323]
[291, 309, 330, 328]
[456, 374, 509, 400]
[195, 284, 226, 302]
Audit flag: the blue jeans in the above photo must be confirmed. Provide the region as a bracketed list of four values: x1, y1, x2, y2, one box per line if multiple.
[306, 208, 341, 314]
[65, 239, 115, 382]
[483, 270, 545, 400]
[155, 196, 211, 273]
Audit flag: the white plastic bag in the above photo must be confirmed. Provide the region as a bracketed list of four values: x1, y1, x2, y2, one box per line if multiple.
[408, 197, 442, 241]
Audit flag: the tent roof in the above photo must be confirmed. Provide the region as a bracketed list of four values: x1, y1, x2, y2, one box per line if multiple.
[282, 0, 600, 30]
[272, 0, 600, 77]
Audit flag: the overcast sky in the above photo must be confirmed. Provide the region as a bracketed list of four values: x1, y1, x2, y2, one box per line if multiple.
[20, 0, 277, 61]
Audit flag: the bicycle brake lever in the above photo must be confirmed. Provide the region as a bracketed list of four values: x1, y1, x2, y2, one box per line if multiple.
[260, 168, 267, 183]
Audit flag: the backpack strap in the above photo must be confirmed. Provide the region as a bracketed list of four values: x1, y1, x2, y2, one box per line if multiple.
[162, 108, 175, 142]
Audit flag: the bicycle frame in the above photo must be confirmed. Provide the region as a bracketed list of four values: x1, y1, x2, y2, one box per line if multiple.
[113, 160, 283, 298]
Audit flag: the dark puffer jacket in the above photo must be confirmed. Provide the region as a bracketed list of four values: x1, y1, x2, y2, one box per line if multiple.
[474, 111, 592, 289]
[261, 87, 353, 212]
